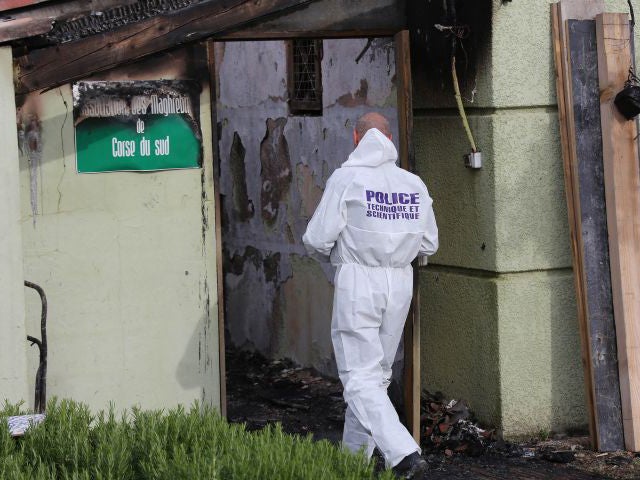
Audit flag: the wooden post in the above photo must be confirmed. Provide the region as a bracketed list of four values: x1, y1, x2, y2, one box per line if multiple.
[207, 40, 227, 418]
[596, 12, 640, 452]
[394, 29, 420, 442]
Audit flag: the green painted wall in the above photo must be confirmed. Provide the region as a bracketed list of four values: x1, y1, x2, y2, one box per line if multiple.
[16, 49, 220, 413]
[420, 269, 501, 427]
[0, 46, 29, 405]
[497, 270, 586, 435]
[413, 0, 636, 436]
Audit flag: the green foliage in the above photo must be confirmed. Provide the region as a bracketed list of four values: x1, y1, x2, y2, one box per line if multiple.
[536, 428, 551, 442]
[0, 399, 393, 480]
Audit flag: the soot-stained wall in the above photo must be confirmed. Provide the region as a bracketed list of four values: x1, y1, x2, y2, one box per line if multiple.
[216, 39, 398, 376]
[17, 46, 220, 412]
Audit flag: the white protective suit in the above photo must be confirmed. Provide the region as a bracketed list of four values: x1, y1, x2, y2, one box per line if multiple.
[302, 128, 438, 467]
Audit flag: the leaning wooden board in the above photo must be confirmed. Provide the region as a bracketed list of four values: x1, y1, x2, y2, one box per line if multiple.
[552, 2, 596, 448]
[596, 12, 640, 452]
[566, 19, 624, 452]
[551, 0, 629, 451]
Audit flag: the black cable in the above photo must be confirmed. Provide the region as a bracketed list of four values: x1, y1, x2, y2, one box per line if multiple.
[629, 0, 635, 28]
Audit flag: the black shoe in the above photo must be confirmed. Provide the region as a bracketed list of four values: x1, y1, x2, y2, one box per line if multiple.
[392, 452, 427, 479]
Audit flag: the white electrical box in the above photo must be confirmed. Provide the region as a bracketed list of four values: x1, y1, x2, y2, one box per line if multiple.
[464, 151, 482, 169]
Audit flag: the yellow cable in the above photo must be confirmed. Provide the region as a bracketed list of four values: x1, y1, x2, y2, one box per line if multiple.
[452, 55, 477, 152]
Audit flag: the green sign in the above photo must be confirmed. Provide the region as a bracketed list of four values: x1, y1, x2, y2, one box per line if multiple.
[73, 81, 202, 173]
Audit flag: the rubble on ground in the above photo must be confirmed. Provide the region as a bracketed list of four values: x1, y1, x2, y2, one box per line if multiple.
[421, 391, 495, 457]
[226, 345, 344, 442]
[227, 349, 640, 479]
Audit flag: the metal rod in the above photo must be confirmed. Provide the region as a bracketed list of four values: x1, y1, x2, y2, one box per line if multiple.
[24, 281, 47, 414]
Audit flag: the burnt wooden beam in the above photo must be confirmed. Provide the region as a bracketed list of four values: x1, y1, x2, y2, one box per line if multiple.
[0, 0, 141, 43]
[0, 0, 54, 13]
[550, 0, 621, 451]
[218, 0, 405, 39]
[0, 0, 405, 45]
[15, 0, 317, 94]
[564, 17, 624, 452]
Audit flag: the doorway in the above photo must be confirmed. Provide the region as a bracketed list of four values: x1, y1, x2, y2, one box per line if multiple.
[210, 33, 419, 439]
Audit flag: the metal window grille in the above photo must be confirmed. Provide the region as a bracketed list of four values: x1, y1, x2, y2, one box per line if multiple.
[288, 39, 323, 114]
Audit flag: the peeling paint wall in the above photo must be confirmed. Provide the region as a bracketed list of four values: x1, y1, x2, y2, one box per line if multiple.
[216, 39, 398, 376]
[17, 46, 220, 412]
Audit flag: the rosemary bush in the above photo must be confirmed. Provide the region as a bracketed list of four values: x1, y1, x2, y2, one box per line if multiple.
[1, 399, 393, 480]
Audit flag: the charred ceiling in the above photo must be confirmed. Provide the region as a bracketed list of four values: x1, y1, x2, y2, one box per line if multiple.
[5, 0, 409, 50]
[409, 0, 493, 103]
[10, 0, 410, 94]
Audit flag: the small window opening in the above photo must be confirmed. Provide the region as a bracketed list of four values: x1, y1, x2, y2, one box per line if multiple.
[288, 39, 323, 114]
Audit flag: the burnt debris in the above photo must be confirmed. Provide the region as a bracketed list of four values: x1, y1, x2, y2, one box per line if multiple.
[421, 391, 495, 457]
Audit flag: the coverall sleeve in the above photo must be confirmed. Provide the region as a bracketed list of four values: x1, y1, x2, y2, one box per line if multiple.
[302, 175, 347, 261]
[418, 187, 439, 259]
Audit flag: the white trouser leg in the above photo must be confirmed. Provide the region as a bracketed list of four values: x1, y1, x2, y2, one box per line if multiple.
[343, 404, 376, 458]
[332, 264, 419, 468]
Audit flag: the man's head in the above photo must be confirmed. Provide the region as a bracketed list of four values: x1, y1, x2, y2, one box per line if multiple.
[354, 112, 392, 146]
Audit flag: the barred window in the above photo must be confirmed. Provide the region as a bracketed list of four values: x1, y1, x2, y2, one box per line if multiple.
[288, 39, 323, 114]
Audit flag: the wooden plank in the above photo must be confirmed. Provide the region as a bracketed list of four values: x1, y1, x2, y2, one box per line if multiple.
[0, 0, 404, 44]
[0, 0, 142, 43]
[0, 0, 52, 12]
[552, 3, 598, 450]
[396, 30, 414, 172]
[215, 29, 397, 40]
[559, 0, 604, 20]
[395, 29, 420, 442]
[219, 0, 404, 39]
[551, 0, 625, 451]
[15, 0, 317, 94]
[596, 12, 640, 452]
[566, 18, 624, 451]
[207, 39, 227, 418]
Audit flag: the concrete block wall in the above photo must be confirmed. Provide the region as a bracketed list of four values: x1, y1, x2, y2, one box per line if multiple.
[412, 0, 637, 436]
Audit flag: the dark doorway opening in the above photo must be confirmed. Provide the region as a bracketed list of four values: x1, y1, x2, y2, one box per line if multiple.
[210, 34, 418, 440]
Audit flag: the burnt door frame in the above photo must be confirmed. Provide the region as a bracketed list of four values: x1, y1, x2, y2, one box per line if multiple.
[393, 30, 420, 442]
[208, 30, 419, 440]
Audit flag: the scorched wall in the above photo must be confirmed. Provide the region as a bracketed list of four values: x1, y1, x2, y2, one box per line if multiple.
[216, 38, 398, 376]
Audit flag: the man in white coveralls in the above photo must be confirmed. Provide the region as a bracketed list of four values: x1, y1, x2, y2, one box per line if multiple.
[303, 112, 438, 479]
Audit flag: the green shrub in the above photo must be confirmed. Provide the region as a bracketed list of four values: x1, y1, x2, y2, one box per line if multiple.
[0, 399, 393, 480]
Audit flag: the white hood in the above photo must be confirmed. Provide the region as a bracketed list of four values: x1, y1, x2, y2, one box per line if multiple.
[303, 125, 438, 268]
[342, 128, 398, 168]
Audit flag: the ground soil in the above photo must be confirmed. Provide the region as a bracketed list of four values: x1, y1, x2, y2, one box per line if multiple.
[226, 347, 640, 479]
[226, 345, 344, 444]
